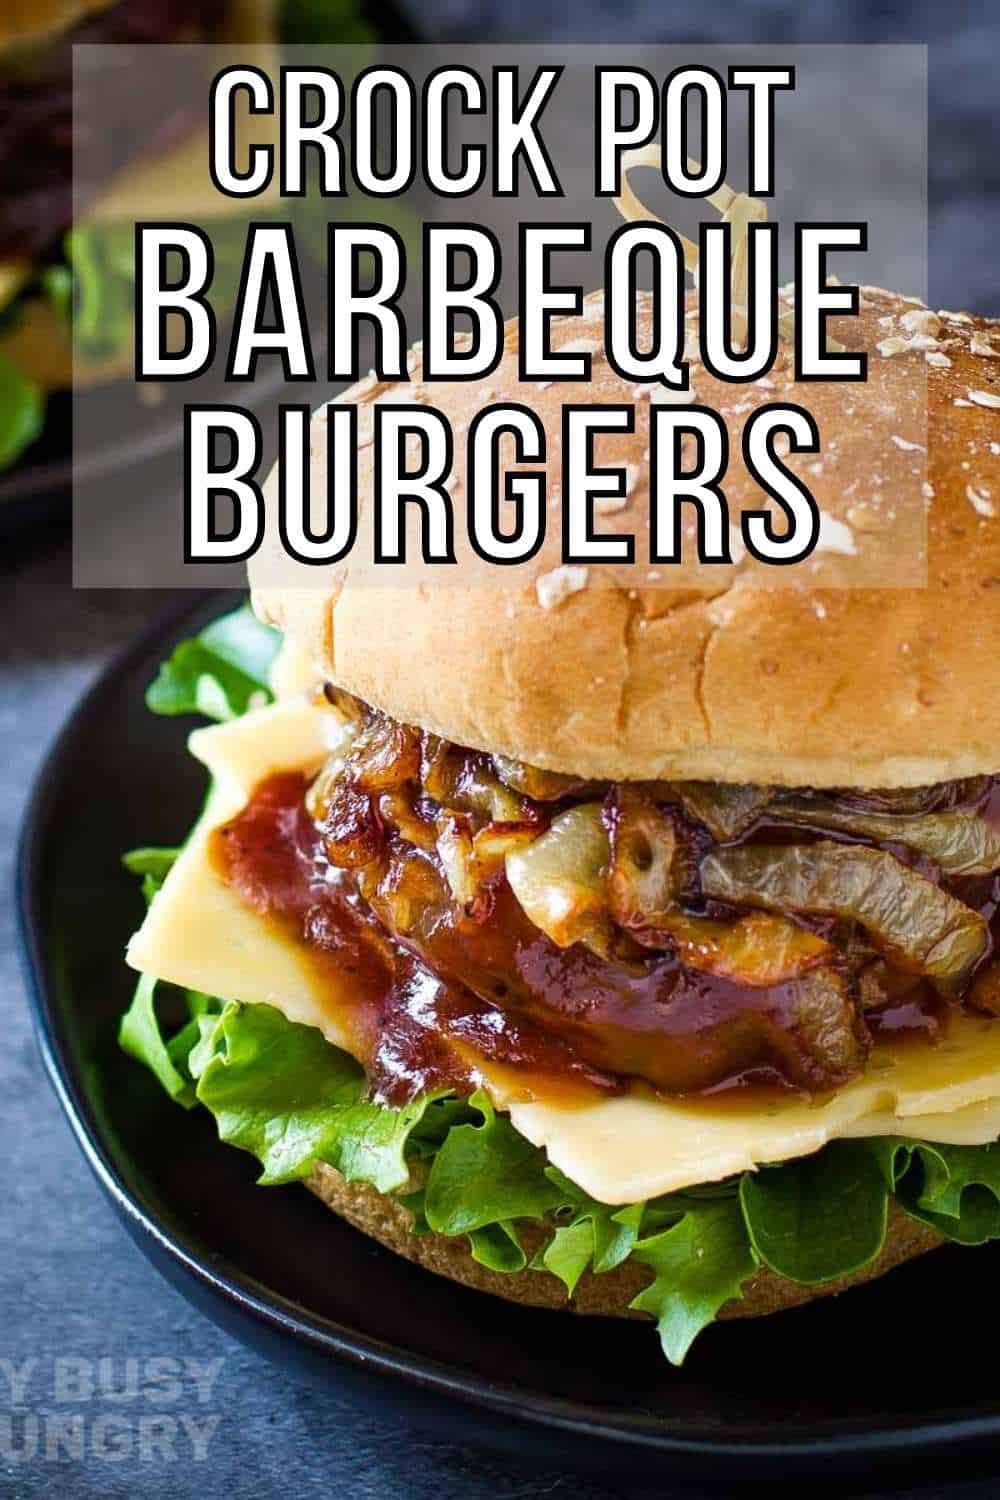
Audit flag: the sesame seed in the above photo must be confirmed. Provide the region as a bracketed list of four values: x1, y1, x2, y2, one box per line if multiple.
[901, 309, 942, 338]
[967, 484, 996, 518]
[815, 514, 857, 555]
[651, 384, 695, 406]
[535, 565, 588, 610]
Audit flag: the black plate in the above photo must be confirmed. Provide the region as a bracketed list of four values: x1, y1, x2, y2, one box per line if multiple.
[17, 592, 1000, 1487]
[0, 360, 297, 543]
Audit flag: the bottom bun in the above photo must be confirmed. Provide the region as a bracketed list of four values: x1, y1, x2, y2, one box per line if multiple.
[306, 1163, 943, 1323]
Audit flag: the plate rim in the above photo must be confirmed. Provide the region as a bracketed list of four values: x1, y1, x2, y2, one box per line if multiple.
[17, 589, 1000, 1468]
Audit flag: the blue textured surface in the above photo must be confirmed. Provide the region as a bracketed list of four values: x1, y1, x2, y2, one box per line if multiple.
[415, 0, 999, 315]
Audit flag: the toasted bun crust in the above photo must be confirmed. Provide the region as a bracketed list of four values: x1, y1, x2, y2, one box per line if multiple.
[252, 289, 1000, 788]
[307, 1162, 942, 1323]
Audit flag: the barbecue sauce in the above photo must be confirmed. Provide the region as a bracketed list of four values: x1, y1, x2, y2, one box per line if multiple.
[211, 772, 932, 1104]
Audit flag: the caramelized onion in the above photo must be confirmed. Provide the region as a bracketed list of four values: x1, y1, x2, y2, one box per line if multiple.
[700, 841, 988, 992]
[371, 837, 448, 939]
[419, 735, 461, 803]
[453, 765, 527, 824]
[660, 911, 832, 985]
[305, 749, 354, 824]
[435, 814, 478, 907]
[435, 815, 538, 909]
[321, 786, 383, 869]
[346, 715, 421, 792]
[304, 692, 996, 1076]
[379, 791, 436, 851]
[472, 821, 541, 862]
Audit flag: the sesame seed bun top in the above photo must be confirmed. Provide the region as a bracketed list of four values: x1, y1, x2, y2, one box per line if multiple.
[252, 288, 1000, 788]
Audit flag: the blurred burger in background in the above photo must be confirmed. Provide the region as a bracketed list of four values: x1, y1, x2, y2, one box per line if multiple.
[0, 0, 392, 476]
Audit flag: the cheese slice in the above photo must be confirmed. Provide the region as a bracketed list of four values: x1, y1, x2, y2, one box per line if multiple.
[127, 699, 1000, 1205]
[127, 700, 357, 1044]
[268, 635, 325, 702]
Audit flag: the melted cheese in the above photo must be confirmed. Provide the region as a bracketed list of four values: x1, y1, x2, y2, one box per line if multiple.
[127, 700, 1000, 1205]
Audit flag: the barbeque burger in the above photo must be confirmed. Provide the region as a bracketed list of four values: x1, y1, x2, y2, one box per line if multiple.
[124, 286, 1000, 1363]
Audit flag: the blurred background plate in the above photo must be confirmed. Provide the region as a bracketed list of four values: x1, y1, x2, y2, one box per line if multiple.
[0, 0, 418, 540]
[0, 364, 295, 541]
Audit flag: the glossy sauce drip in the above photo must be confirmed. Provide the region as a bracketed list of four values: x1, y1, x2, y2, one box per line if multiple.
[211, 774, 953, 1105]
[212, 774, 620, 1105]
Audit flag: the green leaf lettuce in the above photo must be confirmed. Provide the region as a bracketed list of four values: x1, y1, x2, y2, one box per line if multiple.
[145, 602, 280, 720]
[122, 983, 1000, 1366]
[0, 352, 44, 471]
